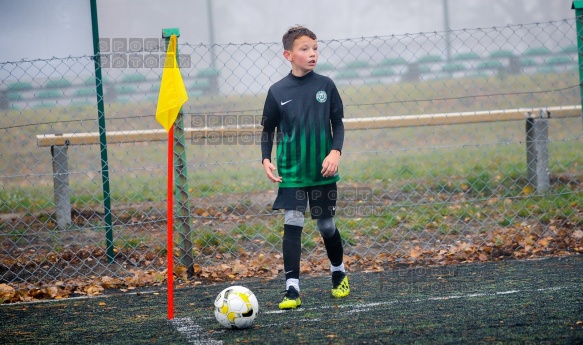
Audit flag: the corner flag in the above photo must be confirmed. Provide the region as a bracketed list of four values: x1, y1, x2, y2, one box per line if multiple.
[155, 33, 188, 320]
[156, 34, 188, 132]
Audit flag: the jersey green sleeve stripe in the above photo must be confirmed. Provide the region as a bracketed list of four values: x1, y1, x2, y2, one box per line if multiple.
[319, 114, 327, 169]
[310, 121, 322, 176]
[276, 133, 284, 173]
[301, 131, 307, 181]
[290, 131, 297, 178]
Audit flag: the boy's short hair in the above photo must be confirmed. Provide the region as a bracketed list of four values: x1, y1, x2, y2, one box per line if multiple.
[282, 25, 317, 51]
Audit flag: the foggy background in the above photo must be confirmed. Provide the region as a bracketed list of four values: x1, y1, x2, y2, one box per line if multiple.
[0, 0, 574, 62]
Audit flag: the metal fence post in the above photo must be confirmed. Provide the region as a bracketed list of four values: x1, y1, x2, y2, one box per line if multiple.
[51, 144, 71, 229]
[90, 0, 115, 263]
[162, 28, 195, 277]
[526, 110, 550, 193]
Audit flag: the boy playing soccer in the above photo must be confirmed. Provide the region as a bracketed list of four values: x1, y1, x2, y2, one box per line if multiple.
[261, 25, 350, 309]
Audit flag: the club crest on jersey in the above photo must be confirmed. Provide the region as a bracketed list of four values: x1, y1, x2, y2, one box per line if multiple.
[316, 91, 327, 103]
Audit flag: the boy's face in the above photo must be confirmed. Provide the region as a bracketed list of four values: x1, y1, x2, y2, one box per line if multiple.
[284, 35, 318, 76]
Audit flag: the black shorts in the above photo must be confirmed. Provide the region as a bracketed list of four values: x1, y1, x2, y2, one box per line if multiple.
[272, 183, 337, 219]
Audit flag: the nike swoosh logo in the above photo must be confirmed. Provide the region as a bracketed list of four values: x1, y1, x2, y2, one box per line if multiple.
[281, 100, 292, 105]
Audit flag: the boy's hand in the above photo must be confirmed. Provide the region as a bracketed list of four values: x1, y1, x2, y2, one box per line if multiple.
[321, 150, 341, 177]
[263, 159, 282, 183]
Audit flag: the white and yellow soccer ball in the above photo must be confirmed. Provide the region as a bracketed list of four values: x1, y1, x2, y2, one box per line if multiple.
[214, 285, 259, 329]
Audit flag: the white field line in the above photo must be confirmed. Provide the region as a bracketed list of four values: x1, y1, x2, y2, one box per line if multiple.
[263, 285, 569, 316]
[170, 317, 223, 345]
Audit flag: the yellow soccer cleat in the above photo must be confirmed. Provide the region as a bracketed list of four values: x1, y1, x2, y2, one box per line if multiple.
[279, 286, 302, 310]
[331, 271, 350, 298]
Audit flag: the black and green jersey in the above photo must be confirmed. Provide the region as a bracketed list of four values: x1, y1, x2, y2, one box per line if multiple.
[261, 71, 344, 188]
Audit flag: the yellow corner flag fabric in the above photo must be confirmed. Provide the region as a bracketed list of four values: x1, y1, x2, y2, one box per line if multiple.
[155, 35, 188, 132]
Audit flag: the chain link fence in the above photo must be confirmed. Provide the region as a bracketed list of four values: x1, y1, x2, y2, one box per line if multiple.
[1, 18, 582, 296]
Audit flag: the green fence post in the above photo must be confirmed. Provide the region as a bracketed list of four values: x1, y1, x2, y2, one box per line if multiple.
[162, 28, 195, 277]
[90, 0, 115, 262]
[573, 1, 583, 114]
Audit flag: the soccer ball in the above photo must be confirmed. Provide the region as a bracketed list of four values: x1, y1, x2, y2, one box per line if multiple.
[214, 285, 259, 329]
